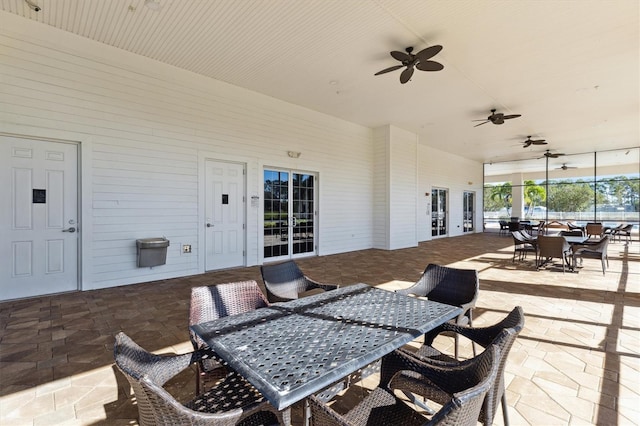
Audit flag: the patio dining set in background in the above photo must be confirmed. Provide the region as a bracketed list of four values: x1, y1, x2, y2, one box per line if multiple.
[113, 260, 524, 426]
[502, 219, 631, 275]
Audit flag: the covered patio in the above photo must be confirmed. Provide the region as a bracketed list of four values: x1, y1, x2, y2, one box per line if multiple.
[1, 232, 638, 425]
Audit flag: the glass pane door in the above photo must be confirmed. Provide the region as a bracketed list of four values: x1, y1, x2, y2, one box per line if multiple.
[463, 191, 475, 233]
[292, 173, 315, 255]
[264, 169, 316, 260]
[431, 188, 448, 237]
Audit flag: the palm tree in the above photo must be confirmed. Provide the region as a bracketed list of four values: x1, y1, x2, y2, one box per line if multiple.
[490, 182, 513, 215]
[524, 180, 546, 216]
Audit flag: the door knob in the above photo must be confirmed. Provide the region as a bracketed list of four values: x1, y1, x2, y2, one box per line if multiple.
[62, 227, 76, 233]
[206, 223, 213, 228]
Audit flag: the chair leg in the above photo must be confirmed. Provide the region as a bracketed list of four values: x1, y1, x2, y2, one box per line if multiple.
[501, 393, 510, 426]
[195, 364, 202, 395]
[454, 333, 459, 360]
[469, 315, 477, 357]
[401, 391, 436, 415]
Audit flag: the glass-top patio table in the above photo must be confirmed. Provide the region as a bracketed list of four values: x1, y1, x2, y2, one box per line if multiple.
[190, 283, 462, 411]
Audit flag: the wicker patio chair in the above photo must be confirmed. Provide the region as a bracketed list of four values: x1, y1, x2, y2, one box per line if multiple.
[498, 220, 509, 236]
[307, 345, 499, 426]
[510, 231, 537, 264]
[260, 260, 339, 303]
[612, 224, 633, 244]
[396, 306, 524, 426]
[396, 263, 479, 359]
[536, 235, 572, 273]
[603, 223, 624, 238]
[585, 222, 604, 239]
[189, 280, 269, 394]
[571, 236, 610, 275]
[113, 332, 290, 426]
[566, 221, 585, 235]
[530, 220, 545, 236]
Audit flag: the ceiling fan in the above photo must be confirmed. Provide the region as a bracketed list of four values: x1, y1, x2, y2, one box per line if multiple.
[473, 109, 521, 127]
[522, 136, 547, 148]
[374, 45, 444, 84]
[557, 163, 577, 170]
[540, 149, 565, 158]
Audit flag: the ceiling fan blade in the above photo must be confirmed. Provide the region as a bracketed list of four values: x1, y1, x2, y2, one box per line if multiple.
[374, 65, 404, 76]
[415, 45, 443, 61]
[400, 67, 414, 84]
[502, 114, 522, 120]
[523, 141, 532, 148]
[473, 121, 490, 127]
[416, 60, 444, 71]
[532, 141, 547, 145]
[390, 51, 411, 62]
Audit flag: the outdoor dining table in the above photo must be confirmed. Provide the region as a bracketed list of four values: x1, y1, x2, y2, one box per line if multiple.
[190, 283, 462, 412]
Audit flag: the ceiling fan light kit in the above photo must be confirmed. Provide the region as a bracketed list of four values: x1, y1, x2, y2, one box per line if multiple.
[375, 45, 444, 84]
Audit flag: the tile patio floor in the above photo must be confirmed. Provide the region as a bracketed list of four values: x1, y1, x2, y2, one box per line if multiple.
[1, 232, 639, 425]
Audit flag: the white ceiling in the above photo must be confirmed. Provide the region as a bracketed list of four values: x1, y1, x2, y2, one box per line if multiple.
[2, 0, 639, 166]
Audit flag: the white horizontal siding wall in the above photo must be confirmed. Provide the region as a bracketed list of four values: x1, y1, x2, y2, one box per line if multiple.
[372, 126, 389, 249]
[418, 144, 484, 241]
[0, 13, 373, 290]
[388, 126, 418, 249]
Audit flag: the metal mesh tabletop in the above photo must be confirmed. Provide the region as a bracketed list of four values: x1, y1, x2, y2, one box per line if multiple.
[190, 283, 462, 410]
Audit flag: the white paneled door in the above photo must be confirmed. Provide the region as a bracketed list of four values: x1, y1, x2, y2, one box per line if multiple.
[205, 160, 245, 270]
[0, 137, 79, 301]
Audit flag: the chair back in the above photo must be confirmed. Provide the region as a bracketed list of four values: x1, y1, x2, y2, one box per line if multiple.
[114, 333, 209, 426]
[260, 260, 308, 302]
[537, 235, 569, 258]
[189, 280, 268, 326]
[508, 221, 521, 232]
[575, 235, 609, 254]
[586, 222, 603, 237]
[425, 346, 501, 426]
[189, 280, 268, 348]
[397, 263, 478, 307]
[475, 307, 525, 425]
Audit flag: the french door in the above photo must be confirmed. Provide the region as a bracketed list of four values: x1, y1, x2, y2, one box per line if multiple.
[431, 187, 448, 237]
[463, 191, 475, 233]
[263, 169, 316, 261]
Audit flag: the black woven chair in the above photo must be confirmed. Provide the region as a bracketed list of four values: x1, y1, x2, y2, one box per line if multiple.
[189, 280, 269, 394]
[498, 220, 509, 236]
[612, 224, 633, 244]
[510, 231, 537, 263]
[396, 263, 479, 359]
[571, 236, 610, 275]
[307, 345, 499, 426]
[113, 332, 290, 426]
[395, 306, 525, 426]
[530, 220, 545, 236]
[260, 260, 339, 303]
